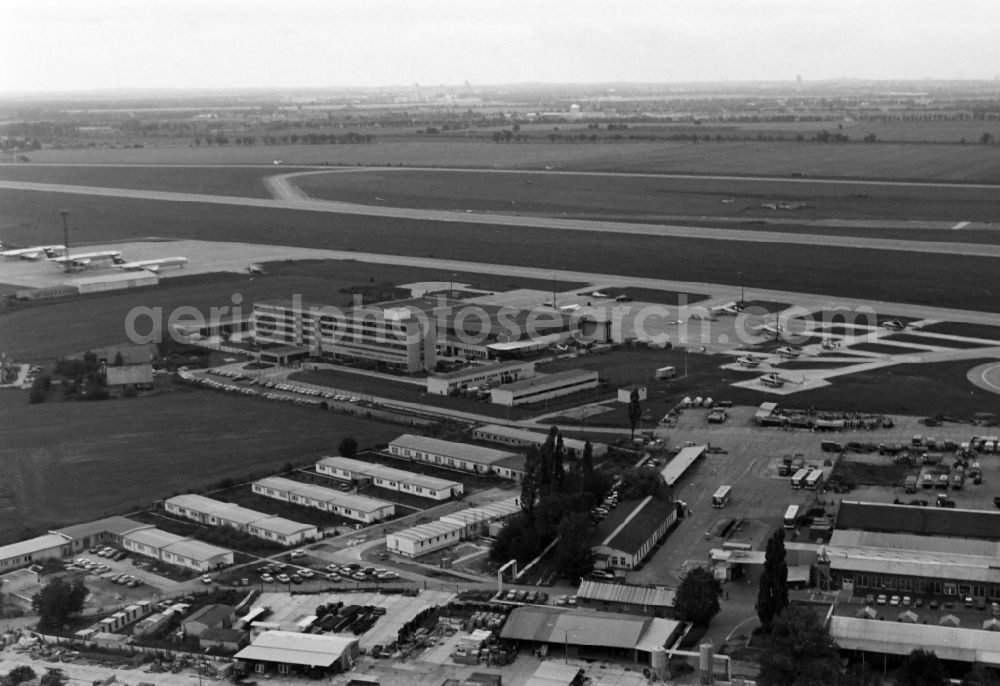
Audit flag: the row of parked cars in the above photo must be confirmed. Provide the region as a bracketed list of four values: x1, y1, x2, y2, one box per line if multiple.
[591, 486, 622, 522]
[252, 379, 360, 403]
[869, 593, 999, 613]
[503, 589, 549, 604]
[324, 563, 399, 583]
[67, 558, 142, 587]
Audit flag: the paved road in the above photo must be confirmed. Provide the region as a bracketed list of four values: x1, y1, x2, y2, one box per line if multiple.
[3, 178, 1000, 259]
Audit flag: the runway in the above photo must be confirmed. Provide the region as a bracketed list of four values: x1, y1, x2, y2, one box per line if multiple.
[2, 178, 1000, 259]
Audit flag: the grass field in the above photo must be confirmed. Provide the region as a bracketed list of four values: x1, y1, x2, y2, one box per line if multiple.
[886, 333, 998, 349]
[920, 321, 1000, 339]
[3, 189, 1000, 316]
[15, 138, 1000, 182]
[293, 168, 1000, 223]
[0, 386, 401, 544]
[0, 165, 284, 199]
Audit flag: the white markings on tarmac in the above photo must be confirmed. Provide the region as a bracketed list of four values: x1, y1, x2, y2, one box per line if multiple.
[952, 221, 970, 230]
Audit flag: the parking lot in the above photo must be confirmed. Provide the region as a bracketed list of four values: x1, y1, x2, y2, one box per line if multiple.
[628, 405, 1000, 586]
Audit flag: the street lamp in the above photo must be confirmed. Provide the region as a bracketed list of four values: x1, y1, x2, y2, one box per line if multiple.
[59, 209, 71, 273]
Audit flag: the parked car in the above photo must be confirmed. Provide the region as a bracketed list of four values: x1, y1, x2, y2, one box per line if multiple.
[260, 573, 274, 583]
[201, 574, 213, 584]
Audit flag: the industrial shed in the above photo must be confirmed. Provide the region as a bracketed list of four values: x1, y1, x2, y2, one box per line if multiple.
[235, 630, 359, 676]
[499, 606, 681, 665]
[575, 580, 676, 618]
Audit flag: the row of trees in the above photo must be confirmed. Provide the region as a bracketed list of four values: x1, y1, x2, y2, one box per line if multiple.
[192, 132, 375, 146]
[490, 427, 612, 579]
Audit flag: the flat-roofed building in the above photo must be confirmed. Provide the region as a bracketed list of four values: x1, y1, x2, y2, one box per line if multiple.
[426, 361, 535, 396]
[835, 501, 1000, 541]
[471, 424, 607, 458]
[235, 630, 359, 676]
[252, 298, 436, 373]
[386, 520, 465, 558]
[52, 516, 148, 553]
[387, 434, 518, 476]
[0, 534, 71, 571]
[123, 527, 233, 572]
[252, 476, 395, 523]
[165, 495, 318, 546]
[592, 496, 678, 570]
[822, 530, 1000, 602]
[315, 456, 463, 500]
[490, 370, 599, 406]
[386, 497, 521, 557]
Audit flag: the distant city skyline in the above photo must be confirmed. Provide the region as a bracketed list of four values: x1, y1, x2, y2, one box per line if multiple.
[3, 0, 998, 94]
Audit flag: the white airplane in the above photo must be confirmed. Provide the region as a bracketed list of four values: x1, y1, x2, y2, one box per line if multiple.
[776, 346, 802, 358]
[49, 250, 122, 269]
[248, 263, 265, 275]
[1, 244, 65, 260]
[590, 290, 608, 298]
[760, 373, 786, 388]
[883, 320, 908, 331]
[821, 338, 840, 350]
[738, 355, 763, 368]
[711, 302, 741, 316]
[113, 256, 187, 273]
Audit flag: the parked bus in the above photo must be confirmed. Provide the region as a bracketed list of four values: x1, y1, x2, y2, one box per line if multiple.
[783, 504, 800, 529]
[790, 468, 810, 489]
[712, 485, 732, 508]
[805, 469, 825, 490]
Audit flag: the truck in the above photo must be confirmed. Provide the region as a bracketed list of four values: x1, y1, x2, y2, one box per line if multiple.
[951, 472, 966, 490]
[904, 475, 918, 494]
[821, 440, 844, 453]
[655, 366, 676, 380]
[778, 455, 795, 477]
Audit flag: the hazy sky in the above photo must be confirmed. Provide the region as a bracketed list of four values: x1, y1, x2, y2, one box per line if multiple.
[4, 0, 998, 93]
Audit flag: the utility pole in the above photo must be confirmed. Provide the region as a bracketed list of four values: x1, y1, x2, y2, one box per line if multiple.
[59, 209, 70, 273]
[738, 270, 745, 308]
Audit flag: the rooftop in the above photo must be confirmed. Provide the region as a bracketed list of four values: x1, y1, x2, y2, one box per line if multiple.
[234, 630, 358, 667]
[254, 476, 394, 513]
[184, 604, 234, 628]
[124, 528, 186, 549]
[494, 369, 598, 393]
[830, 615, 1000, 666]
[836, 501, 1000, 540]
[432, 360, 534, 380]
[316, 456, 462, 491]
[659, 445, 707, 487]
[390, 434, 518, 466]
[499, 605, 679, 652]
[52, 516, 147, 540]
[594, 496, 677, 556]
[576, 580, 676, 608]
[162, 538, 232, 562]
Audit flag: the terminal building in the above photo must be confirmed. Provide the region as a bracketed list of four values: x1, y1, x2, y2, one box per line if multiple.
[489, 369, 599, 406]
[387, 434, 520, 476]
[164, 494, 319, 546]
[315, 456, 464, 500]
[252, 476, 395, 523]
[252, 298, 437, 373]
[250, 295, 590, 373]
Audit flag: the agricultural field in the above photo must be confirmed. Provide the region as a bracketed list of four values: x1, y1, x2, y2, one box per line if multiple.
[0, 385, 400, 544]
[4, 189, 1000, 313]
[14, 137, 1000, 182]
